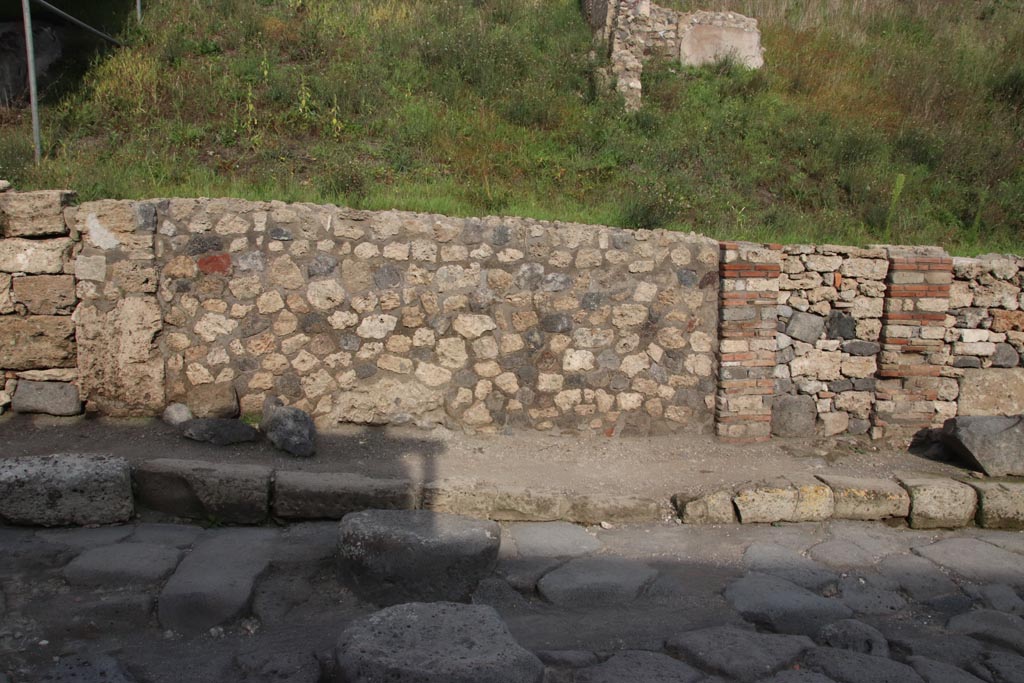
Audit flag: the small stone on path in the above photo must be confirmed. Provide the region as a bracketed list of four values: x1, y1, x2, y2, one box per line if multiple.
[261, 396, 316, 457]
[161, 402, 193, 426]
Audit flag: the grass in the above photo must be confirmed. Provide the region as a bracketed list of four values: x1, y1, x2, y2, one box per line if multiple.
[0, 0, 1022, 255]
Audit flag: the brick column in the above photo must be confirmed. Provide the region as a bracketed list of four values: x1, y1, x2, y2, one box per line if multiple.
[875, 247, 956, 439]
[715, 241, 781, 442]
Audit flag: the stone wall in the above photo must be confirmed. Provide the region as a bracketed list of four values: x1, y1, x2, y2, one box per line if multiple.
[5, 186, 1024, 445]
[587, 0, 764, 110]
[71, 196, 721, 435]
[0, 189, 79, 414]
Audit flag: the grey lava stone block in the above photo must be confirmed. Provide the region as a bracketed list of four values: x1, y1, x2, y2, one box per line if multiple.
[0, 454, 132, 526]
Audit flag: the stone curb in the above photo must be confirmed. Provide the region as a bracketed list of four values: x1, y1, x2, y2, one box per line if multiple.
[675, 474, 1024, 530]
[1, 454, 1021, 531]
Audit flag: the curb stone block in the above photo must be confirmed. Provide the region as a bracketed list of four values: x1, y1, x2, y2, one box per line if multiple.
[896, 474, 977, 529]
[674, 490, 737, 524]
[816, 475, 910, 521]
[272, 470, 420, 519]
[734, 476, 833, 524]
[0, 454, 132, 526]
[962, 479, 1024, 530]
[132, 458, 271, 524]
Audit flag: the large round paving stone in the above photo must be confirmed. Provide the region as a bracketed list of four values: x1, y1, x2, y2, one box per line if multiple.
[335, 602, 544, 683]
[338, 510, 500, 604]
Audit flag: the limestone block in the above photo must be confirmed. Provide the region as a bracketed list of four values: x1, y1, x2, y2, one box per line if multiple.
[331, 377, 444, 425]
[816, 475, 909, 521]
[674, 490, 737, 524]
[0, 316, 75, 370]
[133, 458, 271, 524]
[965, 480, 1024, 530]
[0, 190, 74, 237]
[0, 237, 72, 274]
[11, 274, 75, 314]
[957, 368, 1024, 416]
[75, 297, 164, 416]
[0, 454, 132, 526]
[679, 12, 764, 69]
[897, 474, 977, 529]
[734, 476, 834, 524]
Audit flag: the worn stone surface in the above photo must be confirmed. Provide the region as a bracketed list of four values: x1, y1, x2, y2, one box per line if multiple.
[335, 602, 545, 683]
[914, 538, 1024, 586]
[260, 396, 316, 457]
[816, 619, 889, 658]
[816, 475, 909, 520]
[947, 609, 1024, 655]
[744, 543, 836, 591]
[11, 380, 81, 416]
[897, 474, 977, 529]
[942, 415, 1024, 477]
[158, 528, 276, 633]
[273, 470, 419, 519]
[0, 454, 132, 526]
[787, 312, 826, 344]
[667, 626, 814, 682]
[11, 274, 75, 314]
[574, 651, 703, 683]
[538, 556, 657, 606]
[0, 315, 75, 370]
[802, 647, 924, 683]
[132, 458, 271, 524]
[966, 480, 1024, 529]
[724, 574, 852, 634]
[506, 521, 601, 558]
[338, 509, 501, 604]
[63, 542, 182, 586]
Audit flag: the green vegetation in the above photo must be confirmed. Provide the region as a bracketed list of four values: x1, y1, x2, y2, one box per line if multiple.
[1, 0, 1022, 254]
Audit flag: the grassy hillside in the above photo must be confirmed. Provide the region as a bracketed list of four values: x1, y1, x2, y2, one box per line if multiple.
[0, 0, 1021, 254]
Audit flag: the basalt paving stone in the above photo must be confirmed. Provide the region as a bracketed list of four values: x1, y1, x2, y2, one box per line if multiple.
[972, 651, 1024, 683]
[25, 590, 155, 640]
[158, 527, 277, 634]
[724, 573, 852, 635]
[536, 556, 658, 606]
[38, 654, 138, 683]
[816, 619, 890, 658]
[947, 609, 1024, 655]
[572, 651, 704, 683]
[666, 625, 815, 682]
[743, 542, 838, 591]
[505, 521, 602, 558]
[806, 539, 878, 569]
[837, 575, 908, 615]
[36, 525, 133, 550]
[801, 647, 925, 683]
[760, 672, 838, 683]
[876, 553, 961, 601]
[335, 602, 545, 683]
[62, 542, 182, 587]
[126, 522, 204, 548]
[906, 656, 988, 683]
[914, 538, 1024, 587]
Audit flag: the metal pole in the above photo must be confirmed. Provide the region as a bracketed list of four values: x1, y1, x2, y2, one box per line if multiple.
[30, 0, 123, 47]
[137, 0, 142, 23]
[21, 0, 41, 164]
